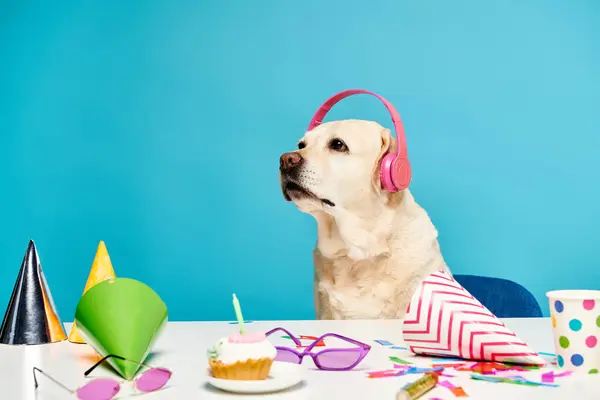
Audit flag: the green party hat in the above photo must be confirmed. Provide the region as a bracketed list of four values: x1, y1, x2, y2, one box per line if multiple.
[74, 278, 168, 380]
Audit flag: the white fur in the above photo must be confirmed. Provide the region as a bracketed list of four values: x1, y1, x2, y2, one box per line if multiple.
[280, 120, 451, 320]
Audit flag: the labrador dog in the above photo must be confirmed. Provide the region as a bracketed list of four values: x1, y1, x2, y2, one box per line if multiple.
[279, 119, 451, 320]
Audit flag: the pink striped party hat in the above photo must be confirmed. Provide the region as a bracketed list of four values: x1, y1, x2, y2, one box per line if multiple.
[402, 271, 545, 365]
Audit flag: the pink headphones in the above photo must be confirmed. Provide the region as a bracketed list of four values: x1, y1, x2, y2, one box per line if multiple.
[307, 89, 412, 192]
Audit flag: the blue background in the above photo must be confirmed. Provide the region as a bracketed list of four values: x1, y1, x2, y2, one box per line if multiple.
[1, 1, 599, 321]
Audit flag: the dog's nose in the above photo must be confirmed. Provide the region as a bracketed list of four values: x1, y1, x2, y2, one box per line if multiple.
[280, 152, 303, 170]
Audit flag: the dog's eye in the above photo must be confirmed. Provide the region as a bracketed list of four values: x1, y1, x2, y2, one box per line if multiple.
[298, 141, 306, 149]
[329, 138, 348, 152]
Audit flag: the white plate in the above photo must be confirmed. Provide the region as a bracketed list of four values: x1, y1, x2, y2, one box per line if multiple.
[206, 361, 305, 394]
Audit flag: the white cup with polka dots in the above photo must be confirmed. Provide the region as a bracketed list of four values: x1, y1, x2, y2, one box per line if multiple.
[547, 290, 600, 375]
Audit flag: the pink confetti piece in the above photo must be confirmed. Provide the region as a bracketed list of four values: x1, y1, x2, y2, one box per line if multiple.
[393, 364, 410, 369]
[367, 369, 396, 375]
[438, 379, 469, 397]
[366, 368, 408, 378]
[554, 371, 573, 378]
[542, 371, 554, 383]
[438, 380, 457, 389]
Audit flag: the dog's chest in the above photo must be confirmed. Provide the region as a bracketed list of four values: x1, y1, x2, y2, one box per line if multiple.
[316, 258, 412, 320]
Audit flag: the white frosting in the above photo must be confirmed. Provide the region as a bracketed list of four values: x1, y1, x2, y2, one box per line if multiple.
[208, 336, 277, 365]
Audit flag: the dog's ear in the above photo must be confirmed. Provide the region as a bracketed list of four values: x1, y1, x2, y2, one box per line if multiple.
[371, 127, 405, 207]
[371, 127, 397, 193]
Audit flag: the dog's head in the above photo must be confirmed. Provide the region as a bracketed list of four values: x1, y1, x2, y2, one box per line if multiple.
[279, 119, 397, 214]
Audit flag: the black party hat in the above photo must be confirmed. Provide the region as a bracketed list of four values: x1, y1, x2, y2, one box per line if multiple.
[0, 240, 67, 345]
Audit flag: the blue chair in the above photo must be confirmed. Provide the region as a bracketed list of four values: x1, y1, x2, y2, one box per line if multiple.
[453, 274, 543, 318]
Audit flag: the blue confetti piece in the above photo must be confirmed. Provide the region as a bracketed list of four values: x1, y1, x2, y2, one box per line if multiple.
[471, 374, 559, 388]
[406, 366, 444, 374]
[471, 374, 506, 383]
[390, 346, 408, 350]
[526, 380, 559, 388]
[228, 320, 254, 324]
[538, 352, 556, 357]
[374, 340, 394, 346]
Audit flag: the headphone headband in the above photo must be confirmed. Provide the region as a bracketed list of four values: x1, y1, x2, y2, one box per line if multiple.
[307, 89, 408, 159]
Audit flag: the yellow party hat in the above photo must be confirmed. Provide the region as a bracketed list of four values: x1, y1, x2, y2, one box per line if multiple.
[68, 241, 116, 343]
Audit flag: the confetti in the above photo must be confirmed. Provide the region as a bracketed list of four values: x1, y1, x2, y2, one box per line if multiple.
[407, 367, 444, 374]
[450, 387, 468, 397]
[538, 352, 556, 357]
[432, 363, 467, 368]
[521, 365, 541, 370]
[374, 340, 394, 346]
[438, 380, 468, 397]
[472, 375, 530, 385]
[366, 369, 407, 378]
[456, 361, 527, 374]
[366, 364, 413, 378]
[554, 371, 573, 378]
[542, 371, 554, 383]
[389, 356, 413, 365]
[366, 369, 394, 377]
[391, 346, 408, 350]
[470, 373, 559, 388]
[281, 334, 325, 347]
[296, 339, 325, 348]
[438, 380, 456, 389]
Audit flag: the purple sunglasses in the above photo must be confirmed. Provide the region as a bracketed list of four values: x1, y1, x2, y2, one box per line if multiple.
[33, 354, 172, 400]
[265, 327, 371, 371]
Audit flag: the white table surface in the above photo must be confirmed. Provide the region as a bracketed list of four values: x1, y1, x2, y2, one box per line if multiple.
[2, 319, 598, 400]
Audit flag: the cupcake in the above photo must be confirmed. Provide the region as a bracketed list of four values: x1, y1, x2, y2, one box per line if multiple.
[207, 331, 277, 380]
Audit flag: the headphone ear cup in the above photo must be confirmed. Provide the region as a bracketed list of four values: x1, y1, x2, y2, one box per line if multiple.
[391, 157, 412, 191]
[379, 153, 398, 192]
[379, 153, 412, 192]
